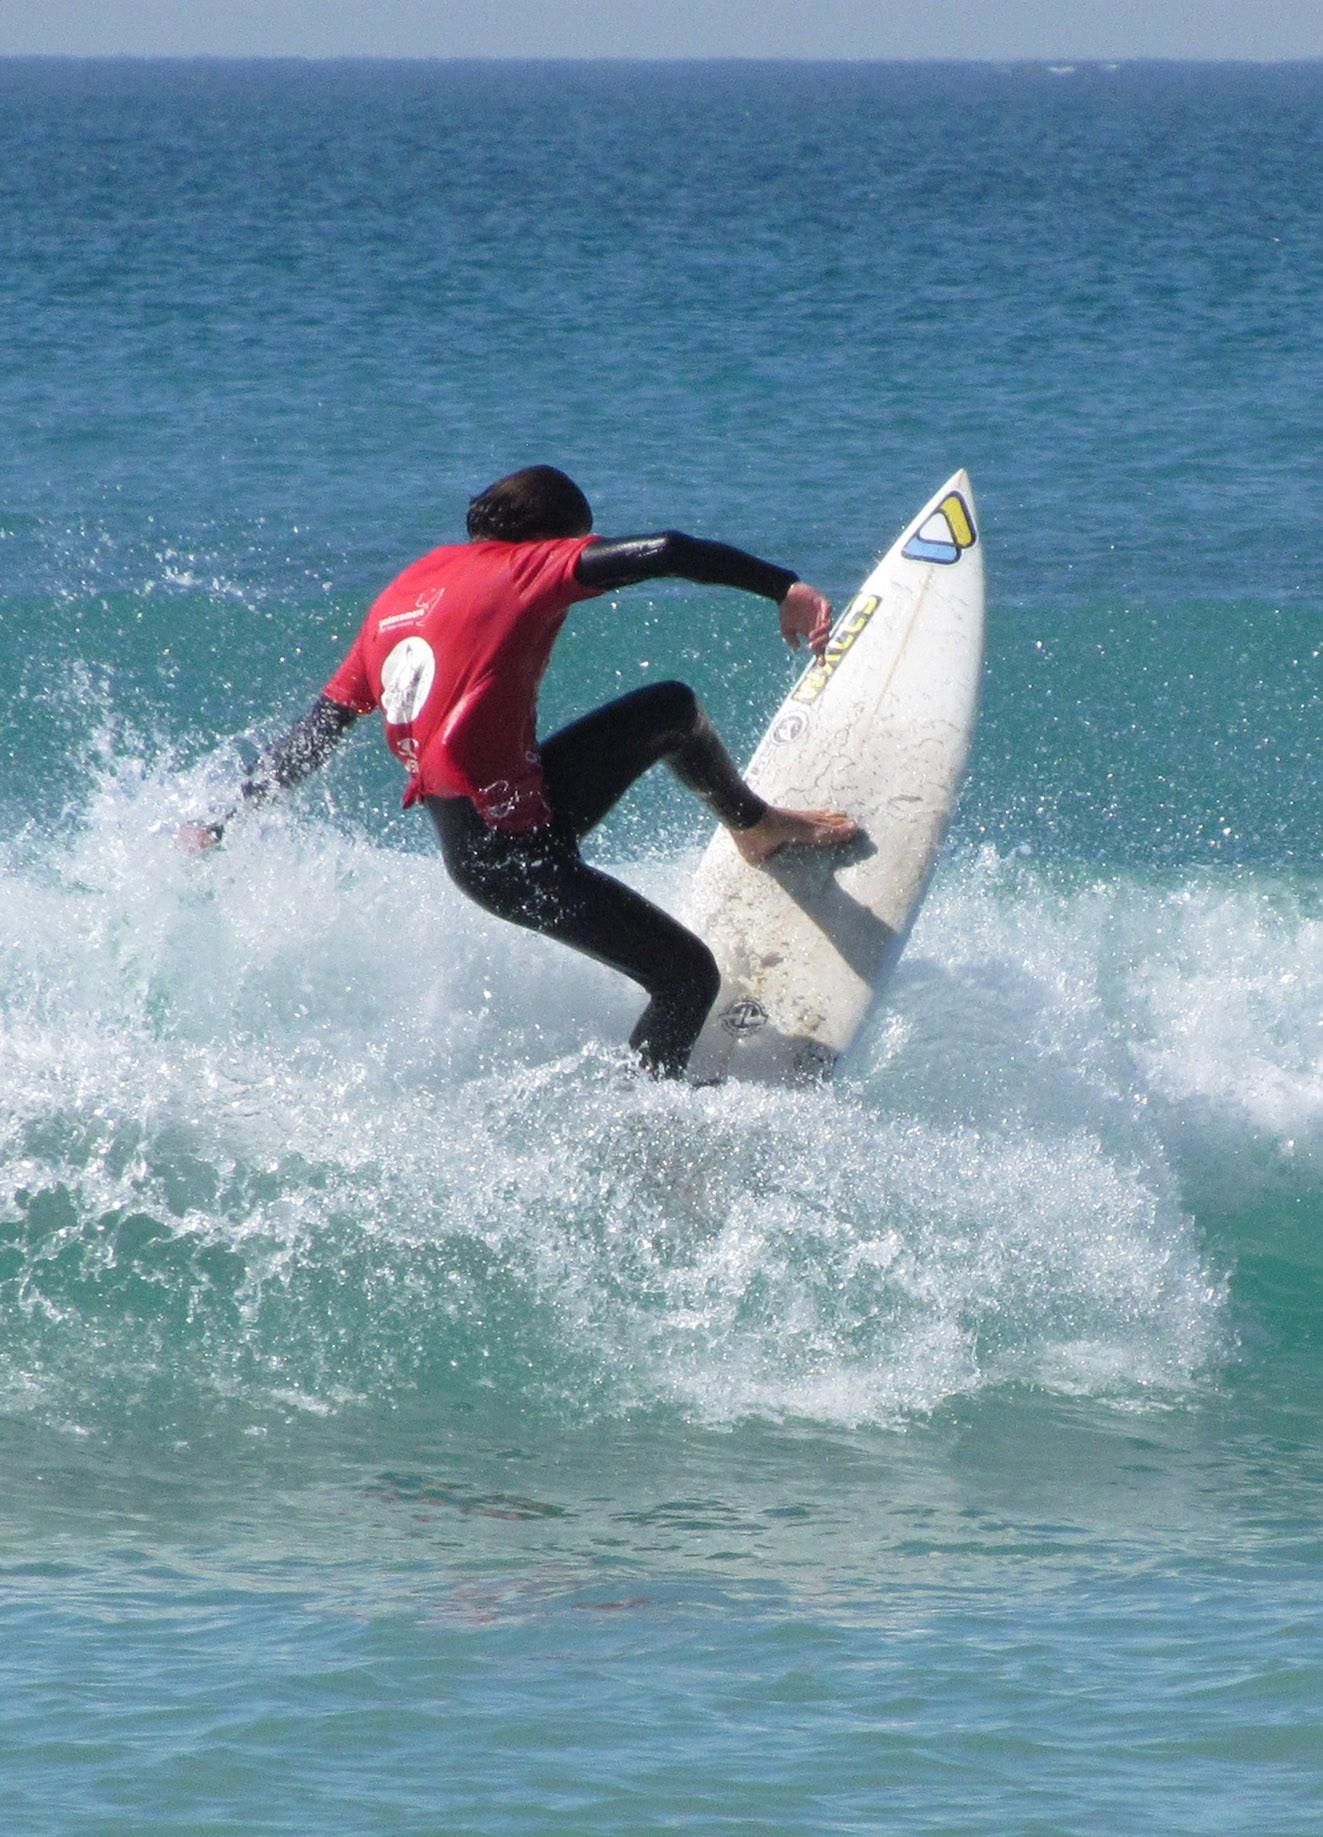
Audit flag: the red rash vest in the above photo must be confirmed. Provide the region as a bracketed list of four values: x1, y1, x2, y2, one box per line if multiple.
[323, 536, 600, 831]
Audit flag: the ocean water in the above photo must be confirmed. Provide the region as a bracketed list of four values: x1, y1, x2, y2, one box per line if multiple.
[2, 55, 1323, 1835]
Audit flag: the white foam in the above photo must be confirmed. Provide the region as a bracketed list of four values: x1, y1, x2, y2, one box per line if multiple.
[9, 779, 1311, 1430]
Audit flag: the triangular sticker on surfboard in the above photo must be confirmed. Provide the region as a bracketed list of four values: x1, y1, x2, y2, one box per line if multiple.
[902, 491, 977, 565]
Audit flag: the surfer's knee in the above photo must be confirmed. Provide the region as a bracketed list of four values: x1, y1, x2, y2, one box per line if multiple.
[647, 679, 705, 739]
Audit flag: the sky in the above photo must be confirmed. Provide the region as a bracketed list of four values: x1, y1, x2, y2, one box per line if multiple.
[1, 0, 1321, 62]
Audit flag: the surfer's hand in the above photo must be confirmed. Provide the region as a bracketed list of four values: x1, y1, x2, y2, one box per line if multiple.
[779, 581, 833, 657]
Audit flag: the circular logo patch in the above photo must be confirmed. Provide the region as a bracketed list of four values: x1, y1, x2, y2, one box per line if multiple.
[772, 709, 809, 747]
[380, 636, 436, 724]
[721, 997, 769, 1038]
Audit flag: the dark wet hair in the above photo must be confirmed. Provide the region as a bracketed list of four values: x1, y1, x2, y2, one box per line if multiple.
[466, 465, 593, 542]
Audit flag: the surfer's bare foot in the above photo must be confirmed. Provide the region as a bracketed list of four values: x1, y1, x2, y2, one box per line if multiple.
[730, 805, 859, 865]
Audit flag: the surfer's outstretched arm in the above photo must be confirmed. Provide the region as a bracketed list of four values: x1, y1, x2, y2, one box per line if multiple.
[576, 533, 833, 657]
[180, 694, 359, 849]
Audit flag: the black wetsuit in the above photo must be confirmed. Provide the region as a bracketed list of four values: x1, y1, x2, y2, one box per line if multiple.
[228, 533, 798, 1076]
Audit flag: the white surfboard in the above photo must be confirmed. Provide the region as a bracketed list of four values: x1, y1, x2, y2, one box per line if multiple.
[683, 470, 985, 1084]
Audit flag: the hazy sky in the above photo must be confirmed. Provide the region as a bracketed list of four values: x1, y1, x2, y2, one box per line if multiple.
[2, 0, 1321, 62]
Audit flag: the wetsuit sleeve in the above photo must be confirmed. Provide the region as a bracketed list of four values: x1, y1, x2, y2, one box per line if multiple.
[239, 695, 360, 803]
[575, 532, 799, 602]
[200, 696, 359, 842]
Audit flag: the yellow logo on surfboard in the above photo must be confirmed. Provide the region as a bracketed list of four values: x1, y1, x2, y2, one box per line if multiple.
[902, 492, 977, 566]
[789, 593, 881, 708]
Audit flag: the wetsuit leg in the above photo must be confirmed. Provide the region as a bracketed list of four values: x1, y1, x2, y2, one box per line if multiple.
[426, 795, 721, 1078]
[539, 680, 766, 842]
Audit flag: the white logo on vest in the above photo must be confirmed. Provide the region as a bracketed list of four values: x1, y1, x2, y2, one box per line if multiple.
[380, 636, 436, 724]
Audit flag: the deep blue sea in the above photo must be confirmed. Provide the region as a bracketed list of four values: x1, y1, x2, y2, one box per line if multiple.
[3, 56, 1323, 1834]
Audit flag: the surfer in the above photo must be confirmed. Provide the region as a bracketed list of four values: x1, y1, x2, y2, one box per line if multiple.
[185, 466, 857, 1076]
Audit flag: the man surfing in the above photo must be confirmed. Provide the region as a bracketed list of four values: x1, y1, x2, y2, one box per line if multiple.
[186, 466, 857, 1076]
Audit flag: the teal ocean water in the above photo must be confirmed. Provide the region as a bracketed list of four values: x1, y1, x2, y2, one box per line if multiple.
[3, 57, 1323, 1834]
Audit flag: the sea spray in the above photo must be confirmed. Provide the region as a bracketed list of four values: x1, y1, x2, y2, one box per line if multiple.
[0, 769, 1241, 1434]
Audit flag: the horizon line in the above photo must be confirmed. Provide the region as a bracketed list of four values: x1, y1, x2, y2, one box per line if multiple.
[2, 52, 1322, 67]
